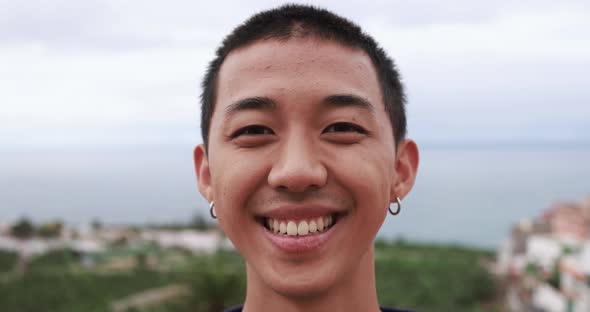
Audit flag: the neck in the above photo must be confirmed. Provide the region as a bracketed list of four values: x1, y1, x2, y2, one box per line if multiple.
[243, 246, 381, 312]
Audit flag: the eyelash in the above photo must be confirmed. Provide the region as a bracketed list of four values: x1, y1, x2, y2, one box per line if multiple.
[229, 122, 367, 140]
[323, 122, 367, 134]
[230, 125, 274, 139]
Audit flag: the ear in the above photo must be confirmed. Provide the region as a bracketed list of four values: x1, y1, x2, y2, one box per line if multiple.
[391, 139, 419, 201]
[194, 144, 214, 202]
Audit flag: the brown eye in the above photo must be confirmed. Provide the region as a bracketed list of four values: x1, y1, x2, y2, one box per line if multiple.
[324, 122, 367, 134]
[231, 125, 274, 139]
[322, 122, 368, 144]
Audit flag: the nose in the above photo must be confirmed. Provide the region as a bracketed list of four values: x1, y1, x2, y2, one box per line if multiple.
[267, 133, 327, 193]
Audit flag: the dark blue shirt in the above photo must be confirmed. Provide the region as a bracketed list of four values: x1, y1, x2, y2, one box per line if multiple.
[224, 306, 414, 312]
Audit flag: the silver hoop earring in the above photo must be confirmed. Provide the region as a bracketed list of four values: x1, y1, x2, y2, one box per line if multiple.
[389, 197, 402, 215]
[209, 201, 217, 219]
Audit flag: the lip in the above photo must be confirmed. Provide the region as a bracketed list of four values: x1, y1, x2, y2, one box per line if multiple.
[257, 204, 346, 220]
[255, 203, 348, 253]
[259, 214, 345, 254]
[262, 226, 335, 253]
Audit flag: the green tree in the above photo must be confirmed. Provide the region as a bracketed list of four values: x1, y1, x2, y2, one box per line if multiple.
[37, 221, 63, 238]
[191, 214, 212, 231]
[11, 218, 35, 240]
[91, 218, 103, 232]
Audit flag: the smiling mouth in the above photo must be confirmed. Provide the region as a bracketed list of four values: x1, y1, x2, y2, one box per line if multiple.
[258, 214, 340, 236]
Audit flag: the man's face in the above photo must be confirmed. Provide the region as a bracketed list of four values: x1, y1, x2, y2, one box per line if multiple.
[197, 38, 400, 296]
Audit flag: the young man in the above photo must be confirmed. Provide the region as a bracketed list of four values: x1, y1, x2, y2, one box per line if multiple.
[194, 4, 419, 312]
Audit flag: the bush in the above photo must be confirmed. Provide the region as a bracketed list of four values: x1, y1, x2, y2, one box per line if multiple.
[184, 251, 246, 312]
[375, 241, 497, 312]
[0, 250, 17, 272]
[30, 249, 73, 271]
[0, 270, 175, 312]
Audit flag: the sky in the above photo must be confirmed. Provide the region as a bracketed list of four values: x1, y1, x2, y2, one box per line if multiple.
[1, 0, 589, 147]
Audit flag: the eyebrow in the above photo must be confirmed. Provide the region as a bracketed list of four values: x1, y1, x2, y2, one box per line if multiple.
[223, 96, 277, 119]
[222, 93, 375, 120]
[321, 94, 376, 114]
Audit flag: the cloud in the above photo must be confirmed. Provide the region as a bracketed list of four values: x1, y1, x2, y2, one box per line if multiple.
[0, 0, 588, 145]
[0, 45, 207, 124]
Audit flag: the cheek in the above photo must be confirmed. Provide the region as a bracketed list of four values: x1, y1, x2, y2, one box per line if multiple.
[328, 148, 393, 208]
[331, 149, 393, 232]
[208, 151, 269, 229]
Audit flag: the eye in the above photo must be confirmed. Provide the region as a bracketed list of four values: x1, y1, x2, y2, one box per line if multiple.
[323, 122, 367, 134]
[322, 122, 368, 144]
[230, 125, 274, 139]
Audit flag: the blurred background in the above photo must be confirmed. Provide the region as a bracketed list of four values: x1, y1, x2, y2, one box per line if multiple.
[1, 0, 588, 311]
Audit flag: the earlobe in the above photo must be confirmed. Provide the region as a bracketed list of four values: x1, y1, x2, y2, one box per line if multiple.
[194, 144, 214, 202]
[391, 139, 419, 201]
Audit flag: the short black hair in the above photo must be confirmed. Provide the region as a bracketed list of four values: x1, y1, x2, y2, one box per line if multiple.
[200, 4, 406, 149]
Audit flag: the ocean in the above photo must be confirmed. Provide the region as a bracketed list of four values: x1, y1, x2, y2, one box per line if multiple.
[1, 144, 588, 249]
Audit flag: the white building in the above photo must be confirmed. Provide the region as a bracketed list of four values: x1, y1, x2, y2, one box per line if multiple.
[141, 230, 233, 254]
[526, 235, 563, 272]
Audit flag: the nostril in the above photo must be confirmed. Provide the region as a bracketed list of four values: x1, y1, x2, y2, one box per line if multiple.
[274, 184, 322, 194]
[267, 153, 328, 192]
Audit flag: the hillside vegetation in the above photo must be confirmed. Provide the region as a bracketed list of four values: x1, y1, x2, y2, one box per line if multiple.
[0, 241, 502, 311]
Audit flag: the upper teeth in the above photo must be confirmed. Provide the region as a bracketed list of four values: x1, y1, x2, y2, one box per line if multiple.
[266, 215, 334, 236]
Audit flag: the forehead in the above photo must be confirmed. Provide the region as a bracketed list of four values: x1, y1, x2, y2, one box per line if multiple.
[215, 38, 384, 113]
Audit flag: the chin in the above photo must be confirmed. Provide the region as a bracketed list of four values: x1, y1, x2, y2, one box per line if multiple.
[269, 273, 336, 299]
[257, 260, 342, 299]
